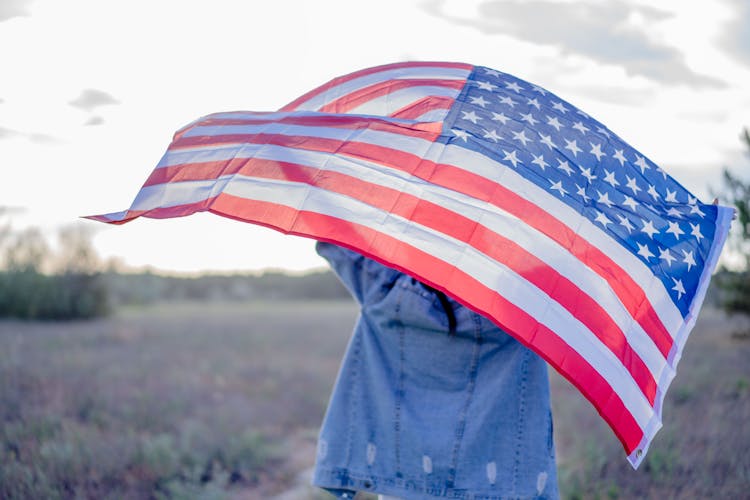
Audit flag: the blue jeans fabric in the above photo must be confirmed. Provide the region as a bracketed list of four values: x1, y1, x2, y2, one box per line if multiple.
[313, 242, 558, 499]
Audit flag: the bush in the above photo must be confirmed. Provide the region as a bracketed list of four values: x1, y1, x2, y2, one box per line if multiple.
[0, 270, 110, 320]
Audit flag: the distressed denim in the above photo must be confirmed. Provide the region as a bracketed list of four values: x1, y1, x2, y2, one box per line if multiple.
[314, 242, 558, 499]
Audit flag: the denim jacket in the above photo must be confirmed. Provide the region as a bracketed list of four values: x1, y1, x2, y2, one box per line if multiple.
[313, 242, 558, 499]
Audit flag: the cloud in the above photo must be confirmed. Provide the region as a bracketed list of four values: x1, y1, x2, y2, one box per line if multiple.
[0, 126, 57, 143]
[28, 132, 58, 144]
[0, 126, 20, 139]
[84, 116, 105, 126]
[422, 0, 725, 88]
[0, 0, 33, 22]
[721, 0, 750, 67]
[68, 89, 120, 112]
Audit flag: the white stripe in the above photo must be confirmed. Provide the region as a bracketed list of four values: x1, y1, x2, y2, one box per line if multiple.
[127, 175, 655, 430]
[156, 144, 255, 168]
[347, 85, 461, 116]
[290, 65, 471, 111]
[168, 122, 684, 337]
[414, 109, 451, 122]
[129, 176, 233, 210]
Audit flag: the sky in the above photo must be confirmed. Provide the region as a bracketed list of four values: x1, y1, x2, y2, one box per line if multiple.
[1, 0, 748, 273]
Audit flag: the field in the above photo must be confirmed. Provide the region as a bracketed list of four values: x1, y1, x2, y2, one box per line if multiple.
[1, 300, 748, 499]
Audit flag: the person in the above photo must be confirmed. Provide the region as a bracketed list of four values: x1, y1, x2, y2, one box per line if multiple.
[312, 241, 559, 499]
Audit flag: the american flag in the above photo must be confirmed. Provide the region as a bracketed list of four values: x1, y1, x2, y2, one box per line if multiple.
[89, 61, 733, 467]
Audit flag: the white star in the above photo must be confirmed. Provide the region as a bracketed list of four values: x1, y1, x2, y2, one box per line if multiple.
[689, 204, 706, 218]
[596, 126, 611, 138]
[572, 121, 590, 134]
[476, 80, 497, 91]
[690, 222, 704, 242]
[452, 128, 470, 142]
[617, 214, 635, 233]
[531, 154, 549, 170]
[527, 97, 541, 109]
[596, 191, 615, 208]
[520, 112, 539, 125]
[595, 211, 613, 228]
[625, 176, 641, 195]
[551, 101, 568, 113]
[672, 278, 686, 300]
[503, 149, 520, 167]
[647, 184, 660, 200]
[579, 166, 597, 183]
[470, 95, 489, 107]
[590, 143, 606, 161]
[512, 129, 533, 146]
[575, 184, 591, 202]
[557, 159, 574, 176]
[603, 170, 620, 188]
[634, 155, 649, 173]
[505, 81, 524, 93]
[688, 195, 697, 205]
[564, 138, 582, 156]
[613, 149, 627, 166]
[682, 249, 696, 271]
[666, 221, 685, 239]
[499, 95, 516, 107]
[657, 166, 668, 179]
[539, 134, 556, 149]
[665, 188, 678, 203]
[549, 179, 568, 196]
[546, 116, 563, 131]
[531, 85, 547, 95]
[623, 195, 639, 212]
[667, 207, 683, 218]
[483, 129, 501, 142]
[642, 220, 659, 239]
[461, 110, 481, 124]
[576, 109, 590, 118]
[659, 247, 677, 267]
[637, 242, 655, 261]
[483, 68, 501, 77]
[491, 112, 510, 124]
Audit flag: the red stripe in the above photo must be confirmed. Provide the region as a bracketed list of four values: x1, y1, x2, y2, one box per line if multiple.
[390, 96, 454, 120]
[166, 130, 675, 357]
[318, 79, 464, 114]
[280, 61, 473, 111]
[208, 194, 647, 454]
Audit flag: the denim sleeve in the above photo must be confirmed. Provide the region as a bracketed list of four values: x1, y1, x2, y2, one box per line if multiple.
[315, 241, 400, 305]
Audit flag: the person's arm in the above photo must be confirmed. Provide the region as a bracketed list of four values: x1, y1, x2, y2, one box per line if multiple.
[316, 241, 399, 305]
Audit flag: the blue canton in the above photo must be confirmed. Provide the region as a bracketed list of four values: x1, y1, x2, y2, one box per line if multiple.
[441, 66, 717, 316]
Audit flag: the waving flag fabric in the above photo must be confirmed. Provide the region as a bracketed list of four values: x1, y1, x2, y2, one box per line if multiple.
[89, 62, 733, 467]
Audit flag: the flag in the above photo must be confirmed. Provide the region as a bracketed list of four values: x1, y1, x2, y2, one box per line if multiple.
[89, 61, 733, 468]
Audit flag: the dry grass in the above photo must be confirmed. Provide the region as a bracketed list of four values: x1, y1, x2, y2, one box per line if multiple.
[551, 307, 750, 499]
[0, 300, 358, 499]
[1, 301, 748, 499]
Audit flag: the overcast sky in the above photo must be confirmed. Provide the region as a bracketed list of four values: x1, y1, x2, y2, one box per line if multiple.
[1, 0, 748, 272]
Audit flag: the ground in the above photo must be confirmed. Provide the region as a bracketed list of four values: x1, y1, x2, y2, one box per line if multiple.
[1, 301, 748, 499]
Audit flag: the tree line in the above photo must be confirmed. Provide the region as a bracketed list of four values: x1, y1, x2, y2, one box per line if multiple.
[0, 218, 348, 320]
